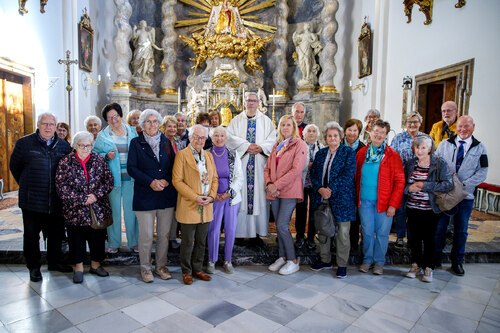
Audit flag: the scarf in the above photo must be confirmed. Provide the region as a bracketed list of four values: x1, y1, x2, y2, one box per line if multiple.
[365, 142, 386, 163]
[75, 151, 91, 182]
[143, 131, 161, 161]
[190, 144, 210, 196]
[344, 138, 360, 151]
[276, 137, 291, 157]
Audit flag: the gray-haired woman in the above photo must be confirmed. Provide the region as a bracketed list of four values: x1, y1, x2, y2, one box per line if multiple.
[84, 115, 102, 140]
[127, 109, 177, 283]
[55, 131, 114, 283]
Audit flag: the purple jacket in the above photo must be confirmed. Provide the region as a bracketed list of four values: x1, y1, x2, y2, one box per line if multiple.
[55, 152, 113, 227]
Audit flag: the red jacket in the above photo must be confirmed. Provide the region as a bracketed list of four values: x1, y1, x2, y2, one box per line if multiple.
[264, 138, 308, 201]
[355, 145, 405, 213]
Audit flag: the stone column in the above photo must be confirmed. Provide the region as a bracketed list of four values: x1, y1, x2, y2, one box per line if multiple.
[112, 0, 133, 91]
[160, 0, 178, 102]
[318, 0, 339, 94]
[271, 0, 289, 101]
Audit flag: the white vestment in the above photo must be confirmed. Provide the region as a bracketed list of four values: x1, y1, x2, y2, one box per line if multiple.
[226, 111, 277, 237]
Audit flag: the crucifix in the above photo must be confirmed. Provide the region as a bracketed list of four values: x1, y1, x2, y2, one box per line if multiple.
[58, 50, 78, 127]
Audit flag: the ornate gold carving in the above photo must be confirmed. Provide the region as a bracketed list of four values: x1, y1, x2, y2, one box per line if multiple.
[404, 0, 466, 25]
[211, 73, 241, 88]
[112, 81, 133, 90]
[455, 0, 466, 8]
[275, 90, 288, 96]
[318, 86, 339, 94]
[160, 88, 177, 95]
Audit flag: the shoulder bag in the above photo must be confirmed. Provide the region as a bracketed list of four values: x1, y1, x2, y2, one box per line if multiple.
[90, 205, 113, 230]
[435, 173, 467, 212]
[314, 201, 336, 238]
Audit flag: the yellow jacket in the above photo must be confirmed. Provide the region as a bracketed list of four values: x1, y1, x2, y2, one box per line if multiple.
[172, 147, 218, 224]
[429, 120, 456, 147]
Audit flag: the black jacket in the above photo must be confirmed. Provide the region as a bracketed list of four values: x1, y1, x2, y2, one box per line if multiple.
[10, 130, 71, 213]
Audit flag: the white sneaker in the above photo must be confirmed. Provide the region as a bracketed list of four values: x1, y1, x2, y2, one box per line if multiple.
[206, 262, 215, 274]
[268, 257, 286, 272]
[422, 267, 433, 283]
[222, 261, 235, 274]
[278, 260, 300, 275]
[406, 263, 419, 279]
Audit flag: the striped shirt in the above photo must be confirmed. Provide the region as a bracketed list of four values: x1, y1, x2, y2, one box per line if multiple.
[111, 134, 131, 181]
[407, 165, 431, 210]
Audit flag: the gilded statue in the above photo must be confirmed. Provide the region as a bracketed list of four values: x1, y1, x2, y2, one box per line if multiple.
[131, 20, 163, 82]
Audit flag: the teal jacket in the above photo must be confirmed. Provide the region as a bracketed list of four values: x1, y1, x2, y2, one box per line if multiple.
[93, 124, 138, 187]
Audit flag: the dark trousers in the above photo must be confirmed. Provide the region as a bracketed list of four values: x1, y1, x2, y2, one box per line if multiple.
[407, 207, 439, 269]
[180, 223, 209, 274]
[294, 187, 316, 241]
[67, 225, 106, 265]
[22, 209, 65, 270]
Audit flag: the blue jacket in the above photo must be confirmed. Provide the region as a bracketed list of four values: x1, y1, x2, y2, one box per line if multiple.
[127, 133, 177, 211]
[310, 145, 356, 222]
[92, 124, 138, 187]
[403, 155, 453, 213]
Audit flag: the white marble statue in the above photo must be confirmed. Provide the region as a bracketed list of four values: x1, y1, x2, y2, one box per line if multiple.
[187, 87, 206, 118]
[293, 23, 322, 86]
[131, 20, 163, 82]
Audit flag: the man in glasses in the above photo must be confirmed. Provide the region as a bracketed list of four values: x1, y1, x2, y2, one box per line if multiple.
[10, 112, 72, 282]
[227, 92, 277, 246]
[429, 101, 458, 148]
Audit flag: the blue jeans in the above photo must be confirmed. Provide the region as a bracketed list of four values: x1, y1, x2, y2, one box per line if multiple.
[108, 180, 138, 249]
[359, 200, 392, 266]
[435, 199, 474, 264]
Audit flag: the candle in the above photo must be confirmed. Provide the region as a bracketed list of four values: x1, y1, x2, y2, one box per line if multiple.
[97, 74, 101, 82]
[178, 87, 181, 112]
[349, 80, 352, 87]
[272, 89, 276, 108]
[206, 87, 209, 111]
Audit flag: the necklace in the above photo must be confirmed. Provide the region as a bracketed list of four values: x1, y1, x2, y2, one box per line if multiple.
[418, 160, 430, 168]
[212, 148, 226, 158]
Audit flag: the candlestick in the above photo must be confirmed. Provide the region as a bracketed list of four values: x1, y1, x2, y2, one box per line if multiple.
[206, 87, 209, 112]
[272, 89, 276, 127]
[177, 87, 181, 112]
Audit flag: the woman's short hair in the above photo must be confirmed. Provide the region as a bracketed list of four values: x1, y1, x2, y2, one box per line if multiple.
[365, 109, 380, 121]
[323, 121, 344, 140]
[188, 124, 209, 139]
[277, 115, 300, 142]
[101, 102, 123, 120]
[126, 109, 142, 125]
[71, 131, 94, 149]
[344, 118, 363, 133]
[160, 115, 178, 133]
[138, 109, 162, 128]
[406, 111, 423, 124]
[412, 134, 435, 155]
[208, 109, 221, 126]
[373, 119, 391, 133]
[84, 115, 102, 128]
[212, 125, 227, 136]
[302, 124, 320, 140]
[57, 122, 71, 141]
[195, 112, 210, 125]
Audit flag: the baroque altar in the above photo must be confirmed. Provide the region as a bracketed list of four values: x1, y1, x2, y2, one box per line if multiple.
[108, 0, 341, 129]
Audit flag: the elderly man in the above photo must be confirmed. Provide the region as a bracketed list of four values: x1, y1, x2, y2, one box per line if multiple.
[292, 102, 307, 139]
[430, 101, 458, 147]
[227, 92, 277, 245]
[10, 112, 73, 282]
[435, 116, 488, 276]
[174, 112, 189, 151]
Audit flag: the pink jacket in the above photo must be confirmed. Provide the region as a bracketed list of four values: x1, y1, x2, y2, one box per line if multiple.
[264, 138, 308, 201]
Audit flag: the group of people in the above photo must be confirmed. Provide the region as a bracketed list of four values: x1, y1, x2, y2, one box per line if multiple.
[9, 94, 488, 286]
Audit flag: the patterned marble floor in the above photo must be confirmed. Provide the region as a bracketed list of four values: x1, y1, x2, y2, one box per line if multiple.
[0, 263, 499, 333]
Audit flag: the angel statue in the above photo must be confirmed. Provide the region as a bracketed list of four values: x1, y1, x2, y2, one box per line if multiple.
[187, 88, 206, 119]
[293, 23, 322, 85]
[131, 20, 163, 82]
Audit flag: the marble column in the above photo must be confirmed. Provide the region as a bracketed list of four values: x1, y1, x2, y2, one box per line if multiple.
[112, 0, 133, 91]
[271, 0, 289, 101]
[160, 0, 178, 102]
[318, 0, 339, 94]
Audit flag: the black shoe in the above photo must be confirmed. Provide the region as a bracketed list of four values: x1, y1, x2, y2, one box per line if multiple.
[73, 271, 84, 284]
[451, 263, 465, 276]
[336, 267, 347, 279]
[89, 266, 109, 277]
[306, 239, 316, 250]
[48, 264, 73, 273]
[295, 238, 305, 249]
[29, 268, 42, 282]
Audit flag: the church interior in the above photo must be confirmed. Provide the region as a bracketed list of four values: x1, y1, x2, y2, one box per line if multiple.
[0, 1, 499, 332]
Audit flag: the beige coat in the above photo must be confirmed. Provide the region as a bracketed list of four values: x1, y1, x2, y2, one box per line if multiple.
[172, 147, 218, 223]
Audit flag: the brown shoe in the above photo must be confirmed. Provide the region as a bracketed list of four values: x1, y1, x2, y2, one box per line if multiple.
[155, 267, 172, 280]
[193, 271, 212, 281]
[182, 273, 193, 285]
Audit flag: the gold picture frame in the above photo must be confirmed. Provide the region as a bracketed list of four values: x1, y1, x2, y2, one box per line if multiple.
[78, 9, 94, 73]
[358, 21, 372, 79]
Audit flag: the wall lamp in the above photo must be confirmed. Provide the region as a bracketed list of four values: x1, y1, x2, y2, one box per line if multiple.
[349, 79, 368, 95]
[81, 71, 110, 92]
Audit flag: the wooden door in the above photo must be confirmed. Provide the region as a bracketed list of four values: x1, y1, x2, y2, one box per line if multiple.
[0, 72, 27, 192]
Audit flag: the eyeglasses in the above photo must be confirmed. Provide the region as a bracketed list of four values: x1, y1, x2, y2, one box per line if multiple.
[246, 99, 258, 103]
[192, 134, 207, 141]
[144, 120, 159, 125]
[441, 109, 455, 113]
[407, 121, 420, 125]
[40, 122, 56, 127]
[77, 144, 92, 150]
[107, 114, 119, 121]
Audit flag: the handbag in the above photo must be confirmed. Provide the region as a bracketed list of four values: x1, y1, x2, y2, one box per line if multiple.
[314, 202, 336, 237]
[435, 173, 467, 212]
[90, 205, 113, 230]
